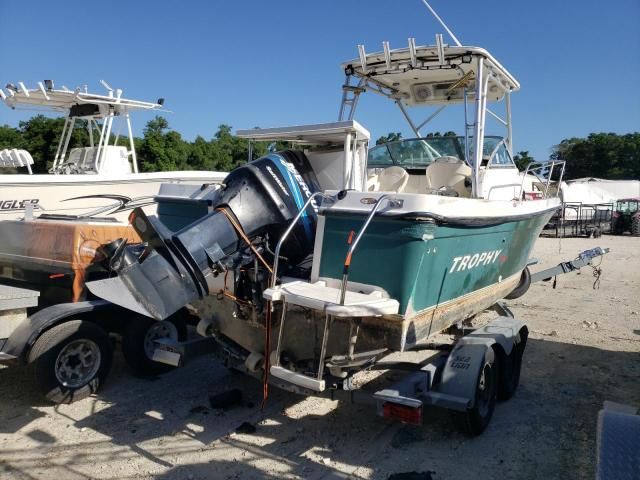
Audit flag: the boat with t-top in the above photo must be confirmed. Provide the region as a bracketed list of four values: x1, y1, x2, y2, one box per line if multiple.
[86, 19, 566, 434]
[0, 81, 226, 222]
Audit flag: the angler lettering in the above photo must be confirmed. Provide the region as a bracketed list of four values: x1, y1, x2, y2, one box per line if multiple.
[450, 249, 503, 273]
[0, 199, 39, 211]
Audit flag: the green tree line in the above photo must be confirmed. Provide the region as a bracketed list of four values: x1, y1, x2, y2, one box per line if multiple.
[1, 115, 638, 180]
[0, 115, 270, 174]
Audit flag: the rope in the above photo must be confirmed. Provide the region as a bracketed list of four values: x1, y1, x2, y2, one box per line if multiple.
[590, 257, 603, 290]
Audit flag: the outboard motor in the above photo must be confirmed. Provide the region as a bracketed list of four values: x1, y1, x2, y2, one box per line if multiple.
[87, 150, 321, 320]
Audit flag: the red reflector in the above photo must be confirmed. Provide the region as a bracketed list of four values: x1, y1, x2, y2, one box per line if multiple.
[382, 402, 423, 425]
[49, 273, 65, 279]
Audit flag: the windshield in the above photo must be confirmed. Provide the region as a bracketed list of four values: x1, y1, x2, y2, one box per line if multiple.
[368, 136, 504, 168]
[617, 200, 639, 212]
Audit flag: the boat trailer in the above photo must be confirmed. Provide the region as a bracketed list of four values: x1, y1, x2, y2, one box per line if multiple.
[529, 247, 609, 284]
[149, 246, 609, 433]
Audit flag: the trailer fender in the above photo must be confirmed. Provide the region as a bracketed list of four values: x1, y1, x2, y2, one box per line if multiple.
[462, 316, 528, 356]
[427, 342, 494, 411]
[2, 300, 115, 363]
[430, 316, 529, 409]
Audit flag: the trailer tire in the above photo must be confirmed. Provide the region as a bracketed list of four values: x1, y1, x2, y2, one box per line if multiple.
[453, 357, 498, 436]
[497, 336, 524, 401]
[28, 320, 113, 404]
[122, 314, 186, 376]
[505, 267, 531, 300]
[612, 219, 623, 235]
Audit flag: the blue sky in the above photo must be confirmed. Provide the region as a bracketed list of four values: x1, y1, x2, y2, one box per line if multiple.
[1, 0, 638, 160]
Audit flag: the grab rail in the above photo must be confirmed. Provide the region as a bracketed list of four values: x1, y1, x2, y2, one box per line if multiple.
[270, 191, 341, 290]
[519, 159, 566, 200]
[338, 194, 402, 305]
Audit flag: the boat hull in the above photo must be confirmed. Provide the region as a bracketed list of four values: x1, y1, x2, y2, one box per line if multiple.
[316, 205, 555, 349]
[0, 171, 226, 222]
[0, 219, 141, 303]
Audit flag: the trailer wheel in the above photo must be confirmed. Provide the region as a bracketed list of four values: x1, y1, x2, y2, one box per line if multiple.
[454, 357, 498, 436]
[505, 267, 531, 300]
[122, 314, 186, 376]
[612, 219, 623, 235]
[28, 320, 113, 404]
[497, 337, 524, 401]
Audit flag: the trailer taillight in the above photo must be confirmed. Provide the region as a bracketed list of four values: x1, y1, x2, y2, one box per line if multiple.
[382, 402, 423, 425]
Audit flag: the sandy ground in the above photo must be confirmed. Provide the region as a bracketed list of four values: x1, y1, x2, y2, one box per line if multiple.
[1, 235, 639, 480]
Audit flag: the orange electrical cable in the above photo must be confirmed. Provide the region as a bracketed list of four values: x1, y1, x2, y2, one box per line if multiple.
[216, 207, 273, 274]
[215, 207, 274, 407]
[219, 270, 251, 305]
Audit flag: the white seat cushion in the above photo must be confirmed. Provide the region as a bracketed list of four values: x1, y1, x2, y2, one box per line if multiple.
[377, 166, 409, 193]
[264, 280, 399, 317]
[425, 158, 472, 197]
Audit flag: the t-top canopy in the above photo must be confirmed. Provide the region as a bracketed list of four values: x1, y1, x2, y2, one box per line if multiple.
[342, 42, 520, 107]
[0, 81, 163, 117]
[237, 121, 370, 145]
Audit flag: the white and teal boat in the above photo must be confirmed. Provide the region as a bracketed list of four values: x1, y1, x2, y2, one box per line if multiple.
[87, 20, 567, 434]
[249, 37, 565, 354]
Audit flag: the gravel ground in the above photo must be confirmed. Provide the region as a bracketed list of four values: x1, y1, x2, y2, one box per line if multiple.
[1, 235, 639, 480]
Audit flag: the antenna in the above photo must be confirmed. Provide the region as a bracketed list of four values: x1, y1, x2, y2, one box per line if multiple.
[419, 0, 462, 47]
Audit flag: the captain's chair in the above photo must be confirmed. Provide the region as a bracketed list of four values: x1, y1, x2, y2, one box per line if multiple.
[377, 166, 409, 193]
[425, 156, 472, 197]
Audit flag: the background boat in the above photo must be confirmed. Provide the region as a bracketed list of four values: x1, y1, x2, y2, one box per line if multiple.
[0, 81, 226, 222]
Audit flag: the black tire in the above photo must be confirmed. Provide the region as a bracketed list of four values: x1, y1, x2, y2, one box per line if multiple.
[632, 217, 640, 237]
[505, 267, 531, 300]
[453, 357, 498, 436]
[122, 314, 186, 376]
[497, 337, 524, 401]
[28, 320, 113, 404]
[612, 219, 623, 235]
